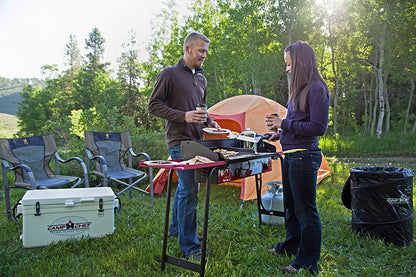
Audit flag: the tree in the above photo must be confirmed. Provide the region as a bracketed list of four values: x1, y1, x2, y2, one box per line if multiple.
[117, 30, 142, 119]
[64, 34, 82, 77]
[84, 27, 108, 71]
[17, 85, 53, 136]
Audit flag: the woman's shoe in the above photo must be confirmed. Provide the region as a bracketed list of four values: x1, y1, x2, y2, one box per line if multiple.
[281, 265, 298, 274]
[267, 248, 279, 256]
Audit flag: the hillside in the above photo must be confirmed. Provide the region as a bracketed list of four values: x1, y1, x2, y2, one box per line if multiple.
[0, 87, 22, 116]
[0, 77, 43, 136]
[0, 76, 44, 116]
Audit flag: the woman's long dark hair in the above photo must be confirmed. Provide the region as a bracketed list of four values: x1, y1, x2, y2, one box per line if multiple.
[285, 41, 328, 112]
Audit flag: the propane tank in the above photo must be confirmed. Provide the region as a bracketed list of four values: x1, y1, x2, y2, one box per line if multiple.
[261, 181, 284, 225]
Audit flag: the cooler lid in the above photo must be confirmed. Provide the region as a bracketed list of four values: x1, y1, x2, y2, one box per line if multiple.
[20, 187, 115, 206]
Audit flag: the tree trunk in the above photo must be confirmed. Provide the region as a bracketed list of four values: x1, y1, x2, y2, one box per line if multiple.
[371, 74, 378, 136]
[384, 42, 391, 134]
[329, 23, 339, 135]
[367, 75, 374, 135]
[376, 30, 386, 140]
[363, 83, 368, 135]
[384, 74, 390, 134]
[413, 117, 416, 134]
[404, 79, 415, 134]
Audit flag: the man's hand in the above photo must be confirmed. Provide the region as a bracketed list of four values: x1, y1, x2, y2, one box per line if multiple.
[207, 120, 221, 129]
[185, 110, 207, 124]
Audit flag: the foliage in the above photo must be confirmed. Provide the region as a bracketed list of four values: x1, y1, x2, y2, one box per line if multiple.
[0, 0, 414, 141]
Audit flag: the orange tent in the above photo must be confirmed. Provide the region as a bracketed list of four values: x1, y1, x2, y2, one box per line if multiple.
[149, 94, 331, 200]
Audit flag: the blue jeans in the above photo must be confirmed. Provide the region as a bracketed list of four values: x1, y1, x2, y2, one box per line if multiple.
[169, 145, 201, 256]
[275, 149, 322, 274]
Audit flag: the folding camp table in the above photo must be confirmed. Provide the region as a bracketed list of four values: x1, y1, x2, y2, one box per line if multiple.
[140, 138, 283, 276]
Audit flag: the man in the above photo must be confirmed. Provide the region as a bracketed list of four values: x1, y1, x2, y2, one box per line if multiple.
[148, 31, 220, 261]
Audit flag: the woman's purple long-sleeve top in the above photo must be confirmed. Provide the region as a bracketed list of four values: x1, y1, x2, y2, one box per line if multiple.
[280, 82, 330, 152]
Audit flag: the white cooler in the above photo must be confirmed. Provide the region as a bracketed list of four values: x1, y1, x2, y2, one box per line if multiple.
[17, 187, 119, 248]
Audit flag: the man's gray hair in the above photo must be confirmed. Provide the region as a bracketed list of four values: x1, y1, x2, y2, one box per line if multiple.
[183, 32, 210, 52]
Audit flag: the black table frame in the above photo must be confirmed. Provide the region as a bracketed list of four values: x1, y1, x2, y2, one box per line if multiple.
[255, 155, 285, 226]
[160, 154, 284, 276]
[161, 165, 225, 276]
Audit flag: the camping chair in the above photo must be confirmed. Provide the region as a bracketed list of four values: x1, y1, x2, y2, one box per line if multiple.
[0, 135, 89, 220]
[84, 131, 153, 204]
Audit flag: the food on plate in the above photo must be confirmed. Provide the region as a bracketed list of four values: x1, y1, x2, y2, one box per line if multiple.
[185, 155, 213, 165]
[202, 127, 230, 134]
[213, 148, 239, 158]
[212, 129, 226, 133]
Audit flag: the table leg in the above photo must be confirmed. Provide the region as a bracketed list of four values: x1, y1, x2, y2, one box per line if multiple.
[199, 166, 217, 277]
[256, 155, 285, 226]
[161, 169, 174, 271]
[255, 174, 263, 226]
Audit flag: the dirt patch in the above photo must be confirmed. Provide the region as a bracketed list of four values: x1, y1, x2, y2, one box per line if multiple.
[326, 156, 416, 170]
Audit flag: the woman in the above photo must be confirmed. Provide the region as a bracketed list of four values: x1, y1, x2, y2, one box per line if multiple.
[265, 41, 330, 275]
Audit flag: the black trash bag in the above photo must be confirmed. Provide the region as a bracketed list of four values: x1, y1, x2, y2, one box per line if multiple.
[342, 166, 414, 247]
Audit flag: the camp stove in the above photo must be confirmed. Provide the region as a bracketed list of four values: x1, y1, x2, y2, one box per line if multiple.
[228, 128, 265, 154]
[181, 137, 279, 184]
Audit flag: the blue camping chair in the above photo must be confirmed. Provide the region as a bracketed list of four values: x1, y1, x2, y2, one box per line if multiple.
[0, 135, 89, 220]
[84, 131, 153, 204]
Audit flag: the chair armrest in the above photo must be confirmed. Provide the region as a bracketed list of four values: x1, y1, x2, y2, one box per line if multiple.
[129, 149, 151, 161]
[128, 149, 153, 204]
[1, 159, 37, 189]
[1, 159, 13, 171]
[54, 153, 89, 187]
[86, 149, 108, 174]
[86, 151, 107, 166]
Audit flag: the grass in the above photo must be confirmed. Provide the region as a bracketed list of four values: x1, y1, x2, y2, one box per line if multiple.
[0, 156, 415, 276]
[0, 113, 19, 138]
[320, 133, 416, 157]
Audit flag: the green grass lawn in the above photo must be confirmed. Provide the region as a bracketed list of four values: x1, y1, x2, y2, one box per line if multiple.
[0, 113, 18, 138]
[0, 158, 415, 276]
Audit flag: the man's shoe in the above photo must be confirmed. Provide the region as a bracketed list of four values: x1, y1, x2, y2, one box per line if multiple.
[185, 251, 203, 262]
[267, 248, 295, 256]
[281, 265, 298, 274]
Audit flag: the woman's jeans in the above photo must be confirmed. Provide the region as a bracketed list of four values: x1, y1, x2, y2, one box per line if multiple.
[168, 144, 201, 256]
[275, 149, 322, 273]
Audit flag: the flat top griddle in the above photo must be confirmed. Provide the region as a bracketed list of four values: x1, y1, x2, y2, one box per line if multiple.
[181, 139, 278, 163]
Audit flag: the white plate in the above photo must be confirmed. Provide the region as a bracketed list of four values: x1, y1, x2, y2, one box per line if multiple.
[203, 128, 230, 134]
[143, 160, 181, 166]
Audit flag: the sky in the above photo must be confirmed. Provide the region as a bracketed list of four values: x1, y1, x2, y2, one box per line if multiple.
[0, 0, 190, 79]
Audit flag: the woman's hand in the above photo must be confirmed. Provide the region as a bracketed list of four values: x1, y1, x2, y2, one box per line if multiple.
[265, 114, 282, 129]
[263, 132, 280, 142]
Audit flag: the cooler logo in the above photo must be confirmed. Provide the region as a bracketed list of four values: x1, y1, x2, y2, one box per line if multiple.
[47, 216, 92, 236]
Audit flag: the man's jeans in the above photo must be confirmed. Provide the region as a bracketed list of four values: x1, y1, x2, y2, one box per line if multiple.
[169, 144, 201, 256]
[275, 149, 322, 273]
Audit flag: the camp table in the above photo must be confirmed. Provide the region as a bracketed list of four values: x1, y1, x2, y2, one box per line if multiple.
[141, 137, 283, 277]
